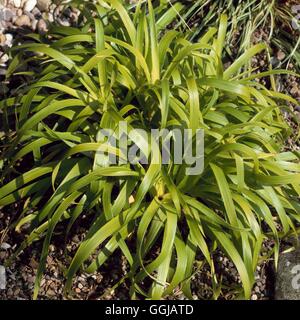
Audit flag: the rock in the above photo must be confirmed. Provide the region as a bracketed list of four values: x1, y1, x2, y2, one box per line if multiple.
[0, 33, 5, 45]
[13, 0, 22, 7]
[36, 0, 50, 12]
[46, 288, 56, 296]
[31, 18, 37, 30]
[23, 0, 37, 12]
[0, 251, 6, 260]
[292, 5, 300, 14]
[7, 288, 13, 296]
[46, 255, 53, 265]
[0, 265, 6, 289]
[15, 14, 31, 27]
[0, 8, 14, 21]
[42, 11, 53, 22]
[27, 275, 35, 283]
[0, 242, 11, 250]
[37, 18, 48, 34]
[57, 17, 70, 27]
[0, 68, 6, 75]
[277, 50, 285, 61]
[14, 288, 20, 296]
[291, 85, 300, 97]
[29, 257, 39, 269]
[275, 242, 300, 299]
[25, 10, 34, 20]
[270, 57, 279, 68]
[292, 16, 300, 31]
[31, 7, 41, 16]
[4, 33, 12, 47]
[254, 286, 260, 293]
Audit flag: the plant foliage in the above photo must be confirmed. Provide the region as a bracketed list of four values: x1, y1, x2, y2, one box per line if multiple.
[0, 0, 300, 299]
[173, 0, 300, 69]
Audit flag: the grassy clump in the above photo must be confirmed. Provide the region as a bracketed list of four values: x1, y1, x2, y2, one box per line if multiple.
[0, 0, 300, 299]
[173, 0, 300, 69]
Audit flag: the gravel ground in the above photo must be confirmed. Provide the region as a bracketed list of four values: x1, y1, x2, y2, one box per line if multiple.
[0, 211, 276, 300]
[0, 0, 81, 78]
[0, 0, 299, 300]
[251, 28, 300, 152]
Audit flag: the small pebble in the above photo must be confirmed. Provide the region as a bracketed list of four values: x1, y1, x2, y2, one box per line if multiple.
[29, 257, 39, 269]
[1, 8, 14, 22]
[46, 288, 56, 296]
[14, 288, 20, 296]
[37, 0, 50, 12]
[57, 17, 70, 27]
[27, 275, 35, 283]
[0, 33, 6, 45]
[23, 0, 37, 12]
[277, 50, 285, 61]
[0, 53, 8, 64]
[15, 14, 31, 27]
[0, 265, 6, 290]
[31, 18, 38, 30]
[37, 18, 47, 34]
[78, 283, 83, 289]
[0, 242, 11, 250]
[292, 5, 300, 14]
[31, 7, 41, 17]
[292, 16, 300, 31]
[14, 0, 21, 7]
[0, 252, 6, 260]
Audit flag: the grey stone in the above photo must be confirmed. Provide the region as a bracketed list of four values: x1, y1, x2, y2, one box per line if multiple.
[275, 244, 300, 300]
[0, 265, 6, 290]
[57, 17, 70, 27]
[0, 8, 14, 21]
[292, 16, 300, 31]
[292, 5, 300, 14]
[37, 18, 47, 34]
[0, 242, 11, 250]
[31, 7, 41, 17]
[277, 50, 285, 61]
[23, 0, 36, 12]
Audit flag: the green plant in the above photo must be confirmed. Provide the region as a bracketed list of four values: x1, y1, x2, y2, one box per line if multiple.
[0, 0, 300, 300]
[172, 0, 300, 68]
